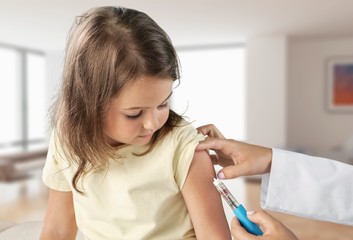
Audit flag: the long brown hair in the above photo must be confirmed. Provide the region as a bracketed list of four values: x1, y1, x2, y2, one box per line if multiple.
[51, 6, 183, 193]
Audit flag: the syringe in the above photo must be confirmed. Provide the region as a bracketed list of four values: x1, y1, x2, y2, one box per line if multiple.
[213, 178, 263, 236]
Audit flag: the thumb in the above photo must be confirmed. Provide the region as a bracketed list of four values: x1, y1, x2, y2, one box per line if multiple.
[246, 210, 276, 231]
[218, 163, 249, 179]
[195, 140, 212, 151]
[195, 137, 223, 151]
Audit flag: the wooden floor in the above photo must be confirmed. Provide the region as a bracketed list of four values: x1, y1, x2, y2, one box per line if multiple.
[0, 177, 48, 223]
[0, 176, 352, 239]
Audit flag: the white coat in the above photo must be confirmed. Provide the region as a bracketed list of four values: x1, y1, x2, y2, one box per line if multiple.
[261, 148, 353, 226]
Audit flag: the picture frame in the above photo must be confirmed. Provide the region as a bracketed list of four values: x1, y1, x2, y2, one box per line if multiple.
[326, 56, 353, 112]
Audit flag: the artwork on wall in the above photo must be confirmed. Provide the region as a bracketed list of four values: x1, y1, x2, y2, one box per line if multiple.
[326, 56, 353, 112]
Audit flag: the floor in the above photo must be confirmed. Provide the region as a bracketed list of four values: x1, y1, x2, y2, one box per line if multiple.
[0, 176, 352, 239]
[0, 177, 48, 223]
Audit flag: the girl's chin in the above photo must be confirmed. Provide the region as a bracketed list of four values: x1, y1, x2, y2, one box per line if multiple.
[108, 134, 153, 147]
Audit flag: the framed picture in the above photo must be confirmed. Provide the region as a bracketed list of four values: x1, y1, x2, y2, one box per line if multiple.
[326, 56, 353, 112]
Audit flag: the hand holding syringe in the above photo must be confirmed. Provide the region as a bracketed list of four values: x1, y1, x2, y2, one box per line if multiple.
[213, 178, 263, 236]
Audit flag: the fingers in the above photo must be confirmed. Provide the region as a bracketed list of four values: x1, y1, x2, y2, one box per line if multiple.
[246, 210, 299, 240]
[246, 210, 277, 231]
[195, 138, 225, 151]
[218, 163, 249, 179]
[197, 138, 236, 169]
[195, 138, 216, 151]
[231, 217, 258, 240]
[196, 124, 225, 139]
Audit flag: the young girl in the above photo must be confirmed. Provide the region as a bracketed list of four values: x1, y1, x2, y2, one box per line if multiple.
[40, 6, 231, 240]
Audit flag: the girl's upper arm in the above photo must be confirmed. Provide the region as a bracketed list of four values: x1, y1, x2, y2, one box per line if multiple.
[182, 150, 232, 240]
[40, 189, 77, 240]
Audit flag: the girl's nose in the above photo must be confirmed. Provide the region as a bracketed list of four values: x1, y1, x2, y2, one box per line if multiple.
[143, 111, 159, 131]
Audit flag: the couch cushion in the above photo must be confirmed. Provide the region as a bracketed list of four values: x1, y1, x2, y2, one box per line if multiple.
[0, 221, 15, 233]
[0, 221, 42, 240]
[0, 221, 84, 240]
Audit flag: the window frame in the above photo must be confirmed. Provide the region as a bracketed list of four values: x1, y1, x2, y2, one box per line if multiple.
[0, 42, 46, 154]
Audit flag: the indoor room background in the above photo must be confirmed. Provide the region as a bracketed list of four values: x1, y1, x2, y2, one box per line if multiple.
[1, 1, 353, 239]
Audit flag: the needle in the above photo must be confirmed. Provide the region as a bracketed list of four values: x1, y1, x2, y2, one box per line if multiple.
[213, 178, 240, 210]
[212, 177, 263, 236]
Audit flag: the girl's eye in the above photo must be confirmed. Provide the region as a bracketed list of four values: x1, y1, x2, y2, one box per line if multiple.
[126, 111, 142, 120]
[158, 102, 169, 109]
[126, 103, 168, 120]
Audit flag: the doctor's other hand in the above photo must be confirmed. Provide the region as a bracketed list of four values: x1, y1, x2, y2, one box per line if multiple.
[196, 124, 272, 179]
[231, 210, 298, 240]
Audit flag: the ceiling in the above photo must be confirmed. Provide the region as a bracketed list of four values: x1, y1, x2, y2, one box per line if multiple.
[1, 0, 353, 51]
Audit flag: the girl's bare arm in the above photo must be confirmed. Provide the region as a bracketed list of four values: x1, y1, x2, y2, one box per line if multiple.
[182, 150, 231, 240]
[40, 189, 77, 240]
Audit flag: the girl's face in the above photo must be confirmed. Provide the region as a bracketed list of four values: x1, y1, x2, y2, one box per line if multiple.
[103, 76, 173, 146]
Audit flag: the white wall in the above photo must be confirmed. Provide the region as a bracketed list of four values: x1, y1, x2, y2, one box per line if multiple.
[246, 35, 287, 148]
[287, 37, 353, 156]
[245, 35, 353, 161]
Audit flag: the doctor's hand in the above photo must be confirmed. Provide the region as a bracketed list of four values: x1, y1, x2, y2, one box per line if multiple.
[196, 124, 272, 179]
[231, 210, 298, 240]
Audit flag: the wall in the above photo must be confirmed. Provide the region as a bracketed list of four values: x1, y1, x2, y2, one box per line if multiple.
[246, 35, 287, 148]
[287, 37, 353, 157]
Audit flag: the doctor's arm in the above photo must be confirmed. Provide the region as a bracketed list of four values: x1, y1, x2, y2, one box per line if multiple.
[196, 124, 353, 226]
[262, 149, 353, 226]
[182, 150, 232, 240]
[40, 189, 78, 240]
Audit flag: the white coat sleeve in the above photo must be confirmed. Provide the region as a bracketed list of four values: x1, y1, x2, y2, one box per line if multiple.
[260, 148, 353, 226]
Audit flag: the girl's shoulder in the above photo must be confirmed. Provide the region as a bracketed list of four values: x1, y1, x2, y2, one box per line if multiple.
[168, 119, 206, 146]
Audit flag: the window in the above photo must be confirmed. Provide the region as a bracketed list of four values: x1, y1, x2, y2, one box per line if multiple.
[172, 45, 246, 140]
[0, 45, 47, 155]
[27, 53, 47, 149]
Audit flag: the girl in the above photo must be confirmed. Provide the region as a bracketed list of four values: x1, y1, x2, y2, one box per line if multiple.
[40, 6, 231, 240]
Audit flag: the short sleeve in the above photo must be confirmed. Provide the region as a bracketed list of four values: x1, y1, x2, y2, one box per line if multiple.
[172, 123, 206, 189]
[42, 130, 72, 192]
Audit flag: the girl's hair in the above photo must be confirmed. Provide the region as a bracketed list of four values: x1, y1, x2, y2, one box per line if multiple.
[51, 6, 183, 193]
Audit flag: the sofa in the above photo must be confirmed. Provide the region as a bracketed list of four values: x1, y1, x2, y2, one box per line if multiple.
[0, 221, 84, 240]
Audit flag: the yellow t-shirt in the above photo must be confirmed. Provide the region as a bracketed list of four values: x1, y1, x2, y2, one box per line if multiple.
[42, 122, 205, 240]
